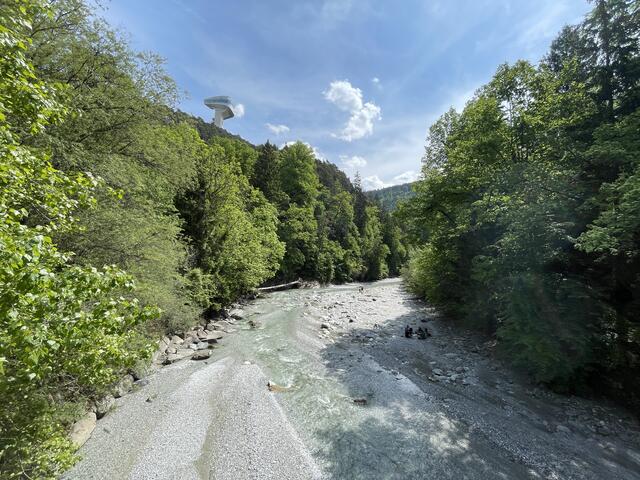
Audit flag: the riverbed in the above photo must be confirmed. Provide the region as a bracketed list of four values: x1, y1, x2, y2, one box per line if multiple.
[66, 278, 640, 479]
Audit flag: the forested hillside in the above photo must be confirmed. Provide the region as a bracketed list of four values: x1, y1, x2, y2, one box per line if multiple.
[367, 182, 416, 211]
[0, 1, 406, 477]
[401, 0, 640, 409]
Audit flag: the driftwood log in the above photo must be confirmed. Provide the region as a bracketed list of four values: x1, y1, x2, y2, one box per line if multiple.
[257, 280, 302, 293]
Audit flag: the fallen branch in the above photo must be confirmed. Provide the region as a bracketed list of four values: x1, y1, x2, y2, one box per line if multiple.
[257, 280, 302, 292]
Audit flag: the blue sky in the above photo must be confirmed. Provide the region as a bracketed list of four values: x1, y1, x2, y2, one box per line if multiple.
[103, 0, 591, 190]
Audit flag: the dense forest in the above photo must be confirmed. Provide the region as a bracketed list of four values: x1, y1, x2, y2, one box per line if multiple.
[401, 0, 640, 410]
[0, 1, 406, 477]
[366, 182, 417, 211]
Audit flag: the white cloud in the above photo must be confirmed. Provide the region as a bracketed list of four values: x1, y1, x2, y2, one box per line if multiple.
[393, 170, 419, 184]
[324, 80, 363, 112]
[323, 80, 382, 141]
[234, 103, 245, 118]
[265, 123, 290, 135]
[371, 77, 382, 90]
[340, 155, 367, 169]
[361, 170, 419, 191]
[363, 175, 389, 191]
[372, 77, 380, 84]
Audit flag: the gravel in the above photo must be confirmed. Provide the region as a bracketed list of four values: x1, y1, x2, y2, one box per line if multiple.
[64, 358, 321, 479]
[65, 278, 640, 480]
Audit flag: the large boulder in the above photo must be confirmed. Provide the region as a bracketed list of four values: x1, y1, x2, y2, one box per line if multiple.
[164, 349, 194, 364]
[151, 336, 172, 364]
[229, 308, 244, 320]
[191, 350, 212, 360]
[189, 342, 209, 351]
[69, 412, 97, 448]
[204, 331, 223, 343]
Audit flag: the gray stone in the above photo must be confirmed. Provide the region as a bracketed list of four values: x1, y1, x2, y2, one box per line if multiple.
[158, 336, 171, 353]
[183, 334, 198, 346]
[204, 331, 223, 343]
[69, 412, 97, 447]
[320, 323, 330, 329]
[229, 308, 244, 319]
[170, 335, 184, 345]
[556, 424, 571, 434]
[151, 336, 171, 364]
[164, 349, 194, 364]
[192, 350, 212, 360]
[95, 395, 115, 418]
[113, 375, 134, 398]
[197, 329, 209, 340]
[432, 368, 444, 376]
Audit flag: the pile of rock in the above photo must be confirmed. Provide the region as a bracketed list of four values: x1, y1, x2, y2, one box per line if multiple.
[153, 327, 224, 365]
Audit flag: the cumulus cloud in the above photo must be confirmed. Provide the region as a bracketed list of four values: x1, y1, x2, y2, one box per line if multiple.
[362, 175, 389, 191]
[339, 155, 367, 169]
[265, 123, 290, 135]
[361, 171, 419, 191]
[393, 170, 419, 183]
[323, 80, 381, 141]
[234, 103, 245, 118]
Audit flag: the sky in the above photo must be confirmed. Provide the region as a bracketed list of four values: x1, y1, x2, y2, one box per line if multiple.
[103, 0, 592, 190]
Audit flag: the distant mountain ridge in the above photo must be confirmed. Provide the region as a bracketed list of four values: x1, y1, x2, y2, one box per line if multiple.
[366, 182, 416, 211]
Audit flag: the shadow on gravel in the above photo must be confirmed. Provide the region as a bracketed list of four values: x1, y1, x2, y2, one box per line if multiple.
[311, 284, 640, 480]
[313, 301, 536, 479]
[311, 414, 529, 480]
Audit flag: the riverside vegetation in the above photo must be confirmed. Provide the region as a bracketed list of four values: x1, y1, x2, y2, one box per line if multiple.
[1, 0, 639, 478]
[400, 0, 640, 414]
[0, 1, 406, 477]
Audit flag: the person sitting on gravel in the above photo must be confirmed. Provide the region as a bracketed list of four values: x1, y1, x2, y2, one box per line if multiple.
[404, 325, 413, 338]
[417, 327, 432, 339]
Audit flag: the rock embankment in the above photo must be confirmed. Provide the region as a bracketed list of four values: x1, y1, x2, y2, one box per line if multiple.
[68, 305, 249, 447]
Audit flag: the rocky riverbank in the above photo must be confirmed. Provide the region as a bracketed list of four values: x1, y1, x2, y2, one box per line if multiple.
[68, 304, 252, 448]
[66, 279, 640, 479]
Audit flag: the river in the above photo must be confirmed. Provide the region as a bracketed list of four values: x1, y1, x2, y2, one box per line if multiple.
[66, 278, 640, 480]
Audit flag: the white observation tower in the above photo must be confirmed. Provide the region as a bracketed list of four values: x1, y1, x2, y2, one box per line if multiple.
[204, 96, 236, 128]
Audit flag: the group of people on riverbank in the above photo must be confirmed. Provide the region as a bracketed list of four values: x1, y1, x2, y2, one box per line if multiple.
[405, 325, 431, 339]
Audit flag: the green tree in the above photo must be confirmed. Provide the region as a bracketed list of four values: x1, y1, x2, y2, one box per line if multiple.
[253, 141, 284, 204]
[279, 142, 320, 207]
[177, 143, 284, 309]
[0, 2, 156, 476]
[210, 136, 258, 182]
[360, 206, 390, 280]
